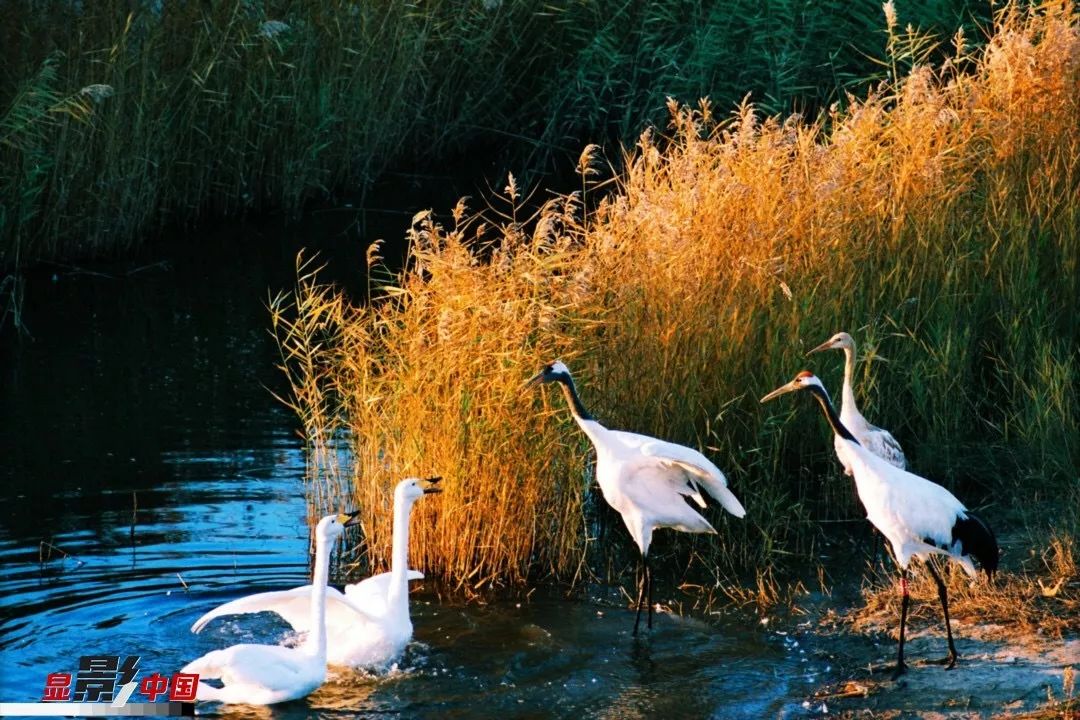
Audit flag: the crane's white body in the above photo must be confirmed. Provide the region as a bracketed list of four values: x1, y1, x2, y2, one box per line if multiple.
[574, 418, 746, 557]
[529, 361, 745, 632]
[761, 371, 995, 675]
[182, 514, 346, 705]
[836, 434, 976, 576]
[813, 333, 906, 474]
[192, 480, 432, 668]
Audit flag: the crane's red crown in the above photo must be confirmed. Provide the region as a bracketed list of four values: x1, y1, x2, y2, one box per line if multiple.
[795, 370, 815, 379]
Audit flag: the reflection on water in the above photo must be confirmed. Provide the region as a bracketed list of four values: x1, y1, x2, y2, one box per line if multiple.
[0, 228, 820, 718]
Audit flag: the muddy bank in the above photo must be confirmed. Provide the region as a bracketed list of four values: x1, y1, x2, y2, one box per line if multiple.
[775, 614, 1078, 718]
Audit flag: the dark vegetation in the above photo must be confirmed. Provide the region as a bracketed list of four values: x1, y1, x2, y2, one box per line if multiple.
[3, 0, 990, 268]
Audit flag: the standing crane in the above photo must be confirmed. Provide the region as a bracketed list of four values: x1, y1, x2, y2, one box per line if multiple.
[761, 371, 997, 678]
[526, 361, 746, 634]
[808, 332, 906, 474]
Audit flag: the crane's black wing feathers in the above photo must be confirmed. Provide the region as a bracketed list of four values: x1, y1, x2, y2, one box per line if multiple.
[951, 512, 999, 579]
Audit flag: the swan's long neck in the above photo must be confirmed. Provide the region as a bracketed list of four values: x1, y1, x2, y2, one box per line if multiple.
[840, 344, 857, 419]
[807, 384, 859, 443]
[306, 530, 330, 660]
[387, 494, 413, 613]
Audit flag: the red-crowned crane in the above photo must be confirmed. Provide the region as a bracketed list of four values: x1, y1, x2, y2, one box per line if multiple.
[760, 371, 997, 679]
[808, 332, 906, 474]
[526, 361, 746, 634]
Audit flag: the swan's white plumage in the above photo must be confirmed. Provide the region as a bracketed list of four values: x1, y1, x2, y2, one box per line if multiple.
[182, 513, 352, 705]
[181, 643, 325, 706]
[191, 479, 436, 668]
[190, 569, 424, 636]
[342, 569, 424, 618]
[191, 585, 371, 635]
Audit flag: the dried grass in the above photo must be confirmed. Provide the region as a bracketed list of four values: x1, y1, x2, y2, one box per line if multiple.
[272, 3, 1079, 593]
[849, 533, 1080, 641]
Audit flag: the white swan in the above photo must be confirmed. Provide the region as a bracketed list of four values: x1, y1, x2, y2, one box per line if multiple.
[181, 511, 358, 705]
[191, 477, 441, 668]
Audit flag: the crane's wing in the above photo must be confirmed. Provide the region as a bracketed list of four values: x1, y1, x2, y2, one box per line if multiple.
[190, 585, 373, 634]
[850, 446, 969, 559]
[343, 570, 424, 615]
[636, 439, 746, 518]
[864, 425, 906, 469]
[616, 462, 717, 535]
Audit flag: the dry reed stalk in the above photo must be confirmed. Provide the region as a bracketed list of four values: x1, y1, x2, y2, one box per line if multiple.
[275, 3, 1079, 592]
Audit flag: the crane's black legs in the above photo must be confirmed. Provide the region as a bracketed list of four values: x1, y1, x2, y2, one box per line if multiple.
[925, 561, 959, 669]
[892, 569, 910, 680]
[647, 559, 654, 630]
[633, 556, 646, 635]
[632, 555, 653, 635]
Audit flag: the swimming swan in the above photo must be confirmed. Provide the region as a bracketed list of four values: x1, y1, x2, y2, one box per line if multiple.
[181, 511, 358, 705]
[191, 477, 441, 668]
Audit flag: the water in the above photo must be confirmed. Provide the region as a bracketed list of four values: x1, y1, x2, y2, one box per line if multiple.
[0, 223, 820, 718]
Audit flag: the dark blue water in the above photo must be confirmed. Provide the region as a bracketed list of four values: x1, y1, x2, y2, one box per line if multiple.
[0, 224, 822, 718]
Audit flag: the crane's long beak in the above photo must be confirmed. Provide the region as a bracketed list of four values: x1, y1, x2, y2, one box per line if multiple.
[806, 339, 835, 356]
[422, 476, 443, 494]
[521, 370, 546, 394]
[341, 510, 362, 527]
[759, 380, 801, 404]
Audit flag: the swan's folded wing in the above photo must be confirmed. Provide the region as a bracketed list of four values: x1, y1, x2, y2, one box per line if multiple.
[191, 585, 373, 634]
[343, 570, 424, 616]
[638, 440, 746, 518]
[192, 644, 311, 694]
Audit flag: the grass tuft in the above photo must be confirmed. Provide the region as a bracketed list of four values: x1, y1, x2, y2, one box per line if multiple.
[850, 532, 1080, 642]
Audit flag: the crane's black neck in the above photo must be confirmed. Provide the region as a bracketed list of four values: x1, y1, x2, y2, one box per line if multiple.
[556, 375, 595, 422]
[806, 384, 859, 443]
